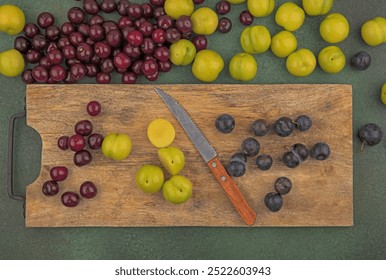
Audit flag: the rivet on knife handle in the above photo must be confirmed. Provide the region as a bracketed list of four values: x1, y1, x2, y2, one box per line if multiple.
[208, 157, 256, 226]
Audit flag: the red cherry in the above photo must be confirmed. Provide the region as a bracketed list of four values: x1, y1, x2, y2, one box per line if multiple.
[80, 181, 98, 199]
[68, 134, 86, 152]
[50, 166, 69, 181]
[58, 136, 69, 150]
[61, 191, 80, 207]
[75, 120, 93, 136]
[42, 180, 59, 196]
[126, 30, 143, 47]
[87, 101, 102, 116]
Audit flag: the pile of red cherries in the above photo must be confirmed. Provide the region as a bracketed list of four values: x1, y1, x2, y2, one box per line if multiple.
[16, 0, 204, 84]
[42, 101, 104, 207]
[14, 0, 261, 84]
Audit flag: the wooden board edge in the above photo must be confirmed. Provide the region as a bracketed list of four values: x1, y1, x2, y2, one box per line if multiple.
[25, 222, 355, 228]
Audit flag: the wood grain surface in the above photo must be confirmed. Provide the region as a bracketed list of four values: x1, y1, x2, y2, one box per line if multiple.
[25, 84, 353, 227]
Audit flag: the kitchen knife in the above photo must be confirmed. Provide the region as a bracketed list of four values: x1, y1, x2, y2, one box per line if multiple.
[154, 87, 257, 226]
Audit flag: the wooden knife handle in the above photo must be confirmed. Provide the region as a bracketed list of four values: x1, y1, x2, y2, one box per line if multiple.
[207, 157, 257, 226]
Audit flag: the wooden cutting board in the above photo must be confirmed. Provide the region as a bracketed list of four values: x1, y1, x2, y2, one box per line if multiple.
[25, 84, 353, 227]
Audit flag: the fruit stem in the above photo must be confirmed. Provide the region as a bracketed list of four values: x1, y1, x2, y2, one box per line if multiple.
[291, 150, 303, 163]
[360, 141, 366, 152]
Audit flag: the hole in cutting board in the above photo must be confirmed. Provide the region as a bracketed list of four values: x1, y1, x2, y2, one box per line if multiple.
[13, 119, 42, 196]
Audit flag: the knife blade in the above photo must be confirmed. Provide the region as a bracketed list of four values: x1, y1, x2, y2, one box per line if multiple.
[154, 87, 256, 226]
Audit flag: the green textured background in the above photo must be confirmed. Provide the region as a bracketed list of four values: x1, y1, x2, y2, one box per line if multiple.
[0, 0, 385, 260]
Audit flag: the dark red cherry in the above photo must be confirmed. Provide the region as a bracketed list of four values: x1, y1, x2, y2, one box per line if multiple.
[37, 12, 55, 29]
[126, 30, 143, 47]
[87, 133, 104, 150]
[68, 134, 86, 152]
[50, 166, 69, 181]
[86, 101, 102, 116]
[75, 120, 93, 136]
[80, 181, 98, 199]
[74, 150, 93, 166]
[58, 136, 69, 150]
[61, 191, 80, 207]
[42, 180, 59, 196]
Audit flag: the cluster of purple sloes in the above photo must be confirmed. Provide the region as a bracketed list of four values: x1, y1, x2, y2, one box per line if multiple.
[283, 142, 331, 168]
[215, 113, 332, 212]
[42, 100, 103, 207]
[264, 177, 292, 212]
[261, 115, 331, 167]
[215, 113, 330, 177]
